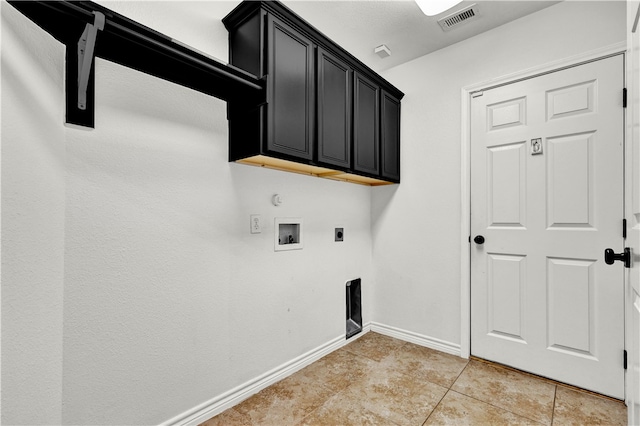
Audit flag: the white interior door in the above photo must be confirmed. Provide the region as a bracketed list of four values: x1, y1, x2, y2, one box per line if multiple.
[471, 55, 625, 399]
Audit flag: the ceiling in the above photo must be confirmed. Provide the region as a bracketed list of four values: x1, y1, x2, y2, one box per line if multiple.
[281, 0, 561, 73]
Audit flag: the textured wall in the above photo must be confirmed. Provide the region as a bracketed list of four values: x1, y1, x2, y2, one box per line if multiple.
[2, 1, 373, 424]
[1, 1, 628, 424]
[374, 1, 627, 348]
[1, 3, 66, 424]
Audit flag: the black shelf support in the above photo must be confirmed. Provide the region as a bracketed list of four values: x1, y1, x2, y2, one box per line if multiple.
[8, 0, 265, 129]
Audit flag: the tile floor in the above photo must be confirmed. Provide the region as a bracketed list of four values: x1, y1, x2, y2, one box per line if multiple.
[200, 332, 627, 425]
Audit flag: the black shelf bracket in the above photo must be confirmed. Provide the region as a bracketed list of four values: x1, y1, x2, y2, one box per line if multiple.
[8, 0, 265, 129]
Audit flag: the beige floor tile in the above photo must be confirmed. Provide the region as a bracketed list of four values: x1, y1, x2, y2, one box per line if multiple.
[199, 344, 628, 426]
[425, 390, 543, 425]
[451, 360, 555, 425]
[231, 371, 334, 425]
[298, 389, 397, 426]
[199, 407, 251, 426]
[343, 332, 407, 362]
[347, 366, 447, 425]
[377, 342, 468, 388]
[552, 386, 626, 425]
[295, 347, 376, 392]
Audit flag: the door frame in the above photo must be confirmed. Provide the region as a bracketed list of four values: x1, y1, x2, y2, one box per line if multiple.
[625, 3, 640, 421]
[460, 42, 627, 361]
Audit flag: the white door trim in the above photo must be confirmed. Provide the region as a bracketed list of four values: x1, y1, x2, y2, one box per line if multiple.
[460, 41, 627, 360]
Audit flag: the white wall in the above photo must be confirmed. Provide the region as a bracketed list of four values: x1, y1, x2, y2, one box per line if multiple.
[1, 3, 66, 424]
[2, 2, 374, 424]
[2, 1, 629, 424]
[374, 1, 627, 349]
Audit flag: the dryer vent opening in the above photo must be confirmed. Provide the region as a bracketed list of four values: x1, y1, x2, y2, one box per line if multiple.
[346, 278, 362, 339]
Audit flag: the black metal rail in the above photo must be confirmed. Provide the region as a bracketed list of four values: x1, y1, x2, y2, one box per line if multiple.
[8, 1, 265, 128]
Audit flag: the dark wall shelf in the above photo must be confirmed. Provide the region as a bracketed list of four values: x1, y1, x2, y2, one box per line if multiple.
[8, 1, 265, 128]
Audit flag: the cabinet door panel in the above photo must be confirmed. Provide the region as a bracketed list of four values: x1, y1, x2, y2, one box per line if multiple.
[267, 15, 314, 160]
[381, 91, 400, 181]
[353, 72, 379, 175]
[317, 48, 351, 168]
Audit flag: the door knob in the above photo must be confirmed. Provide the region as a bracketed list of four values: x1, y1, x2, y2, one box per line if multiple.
[604, 248, 631, 268]
[474, 235, 485, 245]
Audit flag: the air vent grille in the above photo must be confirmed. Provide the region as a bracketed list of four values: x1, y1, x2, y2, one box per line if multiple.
[438, 4, 478, 31]
[444, 8, 474, 26]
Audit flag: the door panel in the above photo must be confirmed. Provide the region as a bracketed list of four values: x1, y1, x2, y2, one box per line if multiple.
[546, 132, 594, 227]
[547, 257, 594, 356]
[487, 253, 526, 342]
[488, 97, 526, 130]
[487, 142, 526, 227]
[546, 80, 595, 120]
[471, 55, 624, 398]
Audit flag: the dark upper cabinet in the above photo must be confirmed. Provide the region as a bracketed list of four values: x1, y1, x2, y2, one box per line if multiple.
[223, 1, 403, 184]
[317, 47, 351, 169]
[266, 15, 314, 160]
[353, 72, 379, 176]
[381, 90, 401, 181]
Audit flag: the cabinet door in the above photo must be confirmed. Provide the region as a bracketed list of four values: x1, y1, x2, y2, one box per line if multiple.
[381, 90, 401, 182]
[266, 15, 314, 160]
[317, 48, 351, 168]
[353, 72, 379, 176]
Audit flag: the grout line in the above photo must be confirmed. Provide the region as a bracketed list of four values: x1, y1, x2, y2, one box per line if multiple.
[421, 389, 449, 426]
[341, 331, 411, 363]
[454, 360, 550, 425]
[450, 358, 471, 389]
[550, 384, 558, 426]
[314, 379, 338, 395]
[470, 356, 624, 403]
[554, 382, 626, 403]
[295, 389, 337, 426]
[446, 389, 546, 425]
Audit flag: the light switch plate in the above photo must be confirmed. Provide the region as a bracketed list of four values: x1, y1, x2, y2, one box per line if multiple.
[250, 214, 262, 234]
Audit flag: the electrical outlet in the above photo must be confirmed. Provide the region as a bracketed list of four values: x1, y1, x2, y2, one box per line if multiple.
[250, 215, 262, 234]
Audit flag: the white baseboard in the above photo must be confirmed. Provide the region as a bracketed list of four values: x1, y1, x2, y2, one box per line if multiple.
[163, 323, 372, 426]
[370, 321, 462, 357]
[162, 321, 460, 426]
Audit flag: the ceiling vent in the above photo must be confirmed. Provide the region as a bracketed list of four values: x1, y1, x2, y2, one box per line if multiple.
[438, 4, 479, 32]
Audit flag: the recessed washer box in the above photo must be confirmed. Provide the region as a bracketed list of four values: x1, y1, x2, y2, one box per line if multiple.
[275, 218, 303, 251]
